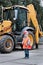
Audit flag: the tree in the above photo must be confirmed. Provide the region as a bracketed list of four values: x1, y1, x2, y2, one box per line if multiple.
[0, 0, 12, 7]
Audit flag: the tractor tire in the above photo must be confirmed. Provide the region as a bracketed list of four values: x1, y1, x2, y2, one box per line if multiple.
[27, 31, 35, 50]
[0, 35, 14, 53]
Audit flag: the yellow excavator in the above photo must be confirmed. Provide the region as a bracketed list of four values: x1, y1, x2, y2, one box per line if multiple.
[0, 4, 43, 53]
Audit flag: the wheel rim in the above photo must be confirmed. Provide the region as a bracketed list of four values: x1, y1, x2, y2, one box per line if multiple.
[28, 34, 34, 46]
[4, 39, 13, 50]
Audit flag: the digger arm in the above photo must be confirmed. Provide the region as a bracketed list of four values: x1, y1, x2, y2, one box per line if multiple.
[27, 4, 43, 43]
[27, 4, 39, 29]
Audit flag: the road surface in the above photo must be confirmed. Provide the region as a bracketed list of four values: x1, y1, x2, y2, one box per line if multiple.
[0, 44, 43, 65]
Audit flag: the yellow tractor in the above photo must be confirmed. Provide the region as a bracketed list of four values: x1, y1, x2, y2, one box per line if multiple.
[0, 4, 43, 53]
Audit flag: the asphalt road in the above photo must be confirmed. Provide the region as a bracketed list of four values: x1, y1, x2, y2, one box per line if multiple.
[0, 44, 43, 65]
[0, 37, 43, 65]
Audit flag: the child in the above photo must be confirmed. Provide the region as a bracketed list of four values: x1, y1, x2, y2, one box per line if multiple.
[22, 31, 32, 58]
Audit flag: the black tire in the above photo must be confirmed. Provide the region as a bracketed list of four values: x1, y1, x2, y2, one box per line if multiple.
[0, 35, 14, 53]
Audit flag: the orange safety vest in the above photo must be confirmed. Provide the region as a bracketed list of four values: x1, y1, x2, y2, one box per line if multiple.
[22, 36, 32, 49]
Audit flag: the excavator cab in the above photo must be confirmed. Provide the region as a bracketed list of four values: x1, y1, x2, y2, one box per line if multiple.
[13, 6, 28, 32]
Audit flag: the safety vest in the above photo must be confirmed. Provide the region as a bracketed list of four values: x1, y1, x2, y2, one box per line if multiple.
[22, 36, 32, 49]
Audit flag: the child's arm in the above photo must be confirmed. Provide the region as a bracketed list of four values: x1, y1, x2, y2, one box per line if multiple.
[27, 39, 30, 45]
